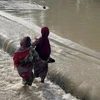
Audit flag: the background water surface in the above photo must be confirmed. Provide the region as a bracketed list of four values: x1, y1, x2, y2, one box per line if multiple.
[0, 0, 99, 52]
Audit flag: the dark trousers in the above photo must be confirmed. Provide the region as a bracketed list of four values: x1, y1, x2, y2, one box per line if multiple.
[34, 60, 48, 82]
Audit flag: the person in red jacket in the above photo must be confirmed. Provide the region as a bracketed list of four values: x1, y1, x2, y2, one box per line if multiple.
[13, 36, 48, 85]
[32, 26, 55, 63]
[13, 36, 34, 86]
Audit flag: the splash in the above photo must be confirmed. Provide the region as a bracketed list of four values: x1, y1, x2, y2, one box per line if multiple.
[11, 81, 24, 91]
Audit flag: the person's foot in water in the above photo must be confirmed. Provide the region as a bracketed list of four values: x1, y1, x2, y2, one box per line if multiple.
[22, 79, 28, 86]
[22, 79, 32, 86]
[34, 77, 41, 83]
[27, 82, 32, 86]
[34, 77, 45, 83]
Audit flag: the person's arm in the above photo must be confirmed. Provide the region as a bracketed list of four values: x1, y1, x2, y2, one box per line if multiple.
[32, 38, 40, 46]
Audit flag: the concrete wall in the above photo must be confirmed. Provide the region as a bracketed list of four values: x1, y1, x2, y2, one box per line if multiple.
[1, 36, 100, 100]
[48, 42, 100, 100]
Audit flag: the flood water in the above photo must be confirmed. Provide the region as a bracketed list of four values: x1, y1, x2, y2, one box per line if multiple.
[0, 0, 82, 99]
[0, 50, 80, 100]
[0, 0, 100, 52]
[0, 0, 100, 100]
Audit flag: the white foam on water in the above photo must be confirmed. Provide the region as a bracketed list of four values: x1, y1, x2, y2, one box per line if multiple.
[62, 93, 80, 100]
[0, 1, 49, 10]
[11, 81, 24, 91]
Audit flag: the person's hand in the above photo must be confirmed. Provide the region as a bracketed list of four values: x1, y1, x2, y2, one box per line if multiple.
[47, 57, 55, 63]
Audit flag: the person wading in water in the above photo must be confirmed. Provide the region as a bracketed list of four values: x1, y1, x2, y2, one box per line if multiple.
[32, 26, 55, 63]
[13, 36, 48, 85]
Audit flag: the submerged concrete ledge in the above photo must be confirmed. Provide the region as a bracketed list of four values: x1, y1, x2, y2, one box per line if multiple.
[0, 11, 100, 60]
[47, 43, 100, 100]
[1, 35, 100, 100]
[0, 14, 100, 100]
[0, 34, 17, 56]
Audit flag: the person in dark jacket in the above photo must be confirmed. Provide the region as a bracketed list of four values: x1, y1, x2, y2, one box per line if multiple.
[13, 36, 48, 85]
[32, 26, 55, 63]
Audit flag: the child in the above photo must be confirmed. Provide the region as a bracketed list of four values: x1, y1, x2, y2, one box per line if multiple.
[13, 36, 48, 85]
[13, 36, 34, 86]
[32, 26, 55, 63]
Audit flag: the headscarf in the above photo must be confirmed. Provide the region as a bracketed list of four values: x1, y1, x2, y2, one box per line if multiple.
[41, 26, 49, 38]
[13, 36, 31, 68]
[20, 36, 31, 48]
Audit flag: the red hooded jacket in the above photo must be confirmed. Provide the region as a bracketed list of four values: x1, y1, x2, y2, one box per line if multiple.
[33, 26, 51, 61]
